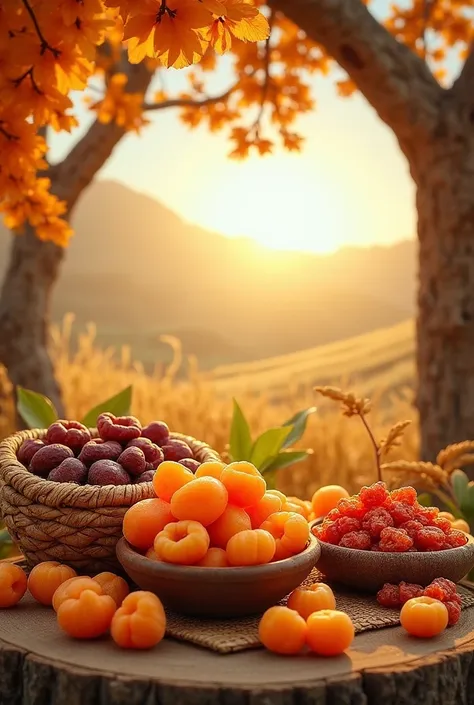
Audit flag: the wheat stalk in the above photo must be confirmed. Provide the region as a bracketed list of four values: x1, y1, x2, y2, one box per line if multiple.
[379, 420, 412, 459]
[381, 460, 448, 485]
[314, 386, 371, 417]
[437, 441, 474, 473]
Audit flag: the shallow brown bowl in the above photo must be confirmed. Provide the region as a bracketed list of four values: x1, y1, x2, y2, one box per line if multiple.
[116, 535, 321, 618]
[314, 531, 474, 593]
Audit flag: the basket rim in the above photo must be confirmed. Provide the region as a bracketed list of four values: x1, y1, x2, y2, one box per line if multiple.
[0, 428, 220, 510]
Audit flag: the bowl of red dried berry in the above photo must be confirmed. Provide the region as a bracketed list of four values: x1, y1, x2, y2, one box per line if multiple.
[312, 481, 474, 592]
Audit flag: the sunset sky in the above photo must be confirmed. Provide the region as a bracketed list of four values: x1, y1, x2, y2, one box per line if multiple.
[49, 1, 462, 255]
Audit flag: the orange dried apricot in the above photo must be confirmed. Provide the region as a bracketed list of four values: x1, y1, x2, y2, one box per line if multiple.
[93, 572, 129, 607]
[0, 563, 27, 608]
[400, 596, 449, 638]
[170, 477, 228, 526]
[57, 589, 117, 639]
[207, 505, 251, 548]
[306, 609, 355, 656]
[281, 500, 306, 517]
[287, 583, 336, 619]
[196, 547, 229, 567]
[438, 511, 455, 522]
[451, 519, 470, 533]
[111, 591, 166, 649]
[123, 498, 175, 551]
[154, 520, 210, 565]
[311, 485, 350, 518]
[283, 497, 311, 519]
[246, 492, 282, 528]
[220, 462, 266, 507]
[195, 461, 226, 480]
[27, 561, 77, 606]
[226, 529, 276, 566]
[258, 606, 307, 654]
[52, 576, 102, 612]
[152, 461, 193, 502]
[260, 511, 309, 560]
[267, 489, 287, 503]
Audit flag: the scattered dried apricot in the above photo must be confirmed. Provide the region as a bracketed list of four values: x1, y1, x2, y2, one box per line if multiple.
[52, 576, 102, 612]
[57, 589, 117, 639]
[306, 609, 355, 656]
[259, 606, 307, 654]
[111, 591, 166, 649]
[400, 596, 448, 638]
[287, 583, 336, 619]
[28, 561, 77, 606]
[0, 563, 27, 608]
[93, 572, 129, 607]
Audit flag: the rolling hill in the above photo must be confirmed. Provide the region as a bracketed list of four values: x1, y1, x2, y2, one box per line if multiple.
[0, 179, 417, 367]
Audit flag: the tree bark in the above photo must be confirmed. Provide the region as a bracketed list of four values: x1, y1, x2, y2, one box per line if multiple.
[0, 58, 152, 415]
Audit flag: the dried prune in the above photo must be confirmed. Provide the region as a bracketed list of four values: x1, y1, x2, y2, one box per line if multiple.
[161, 439, 193, 462]
[179, 458, 201, 473]
[29, 444, 74, 477]
[46, 420, 91, 452]
[17, 439, 45, 466]
[47, 458, 88, 484]
[88, 460, 131, 486]
[141, 421, 170, 446]
[134, 470, 155, 484]
[126, 438, 164, 464]
[78, 440, 122, 467]
[97, 413, 141, 443]
[117, 447, 146, 477]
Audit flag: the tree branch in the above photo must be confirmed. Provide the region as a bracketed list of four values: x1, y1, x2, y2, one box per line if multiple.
[268, 0, 442, 150]
[142, 84, 237, 112]
[451, 42, 474, 111]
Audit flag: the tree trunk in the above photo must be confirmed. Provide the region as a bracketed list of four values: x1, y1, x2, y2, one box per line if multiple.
[414, 113, 474, 461]
[0, 229, 65, 415]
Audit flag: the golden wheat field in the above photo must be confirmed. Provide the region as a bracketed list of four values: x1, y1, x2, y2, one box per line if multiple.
[0, 316, 418, 498]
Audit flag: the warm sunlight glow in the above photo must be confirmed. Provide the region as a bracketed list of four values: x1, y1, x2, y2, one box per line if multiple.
[180, 154, 357, 254]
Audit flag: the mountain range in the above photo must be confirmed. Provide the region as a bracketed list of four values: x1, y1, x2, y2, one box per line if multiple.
[0, 179, 417, 368]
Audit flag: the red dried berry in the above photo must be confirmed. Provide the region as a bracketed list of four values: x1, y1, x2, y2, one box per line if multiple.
[46, 420, 91, 452]
[97, 413, 141, 443]
[326, 509, 342, 522]
[336, 498, 366, 520]
[399, 581, 424, 604]
[379, 527, 414, 552]
[78, 440, 122, 467]
[371, 543, 382, 551]
[362, 507, 394, 538]
[127, 438, 164, 465]
[359, 481, 389, 508]
[415, 527, 446, 551]
[313, 522, 340, 544]
[389, 501, 415, 526]
[376, 583, 400, 607]
[390, 486, 418, 505]
[432, 517, 452, 534]
[141, 421, 170, 446]
[17, 439, 45, 466]
[430, 577, 458, 599]
[399, 520, 424, 539]
[339, 530, 371, 550]
[445, 600, 461, 626]
[444, 530, 468, 548]
[414, 506, 439, 526]
[423, 583, 449, 602]
[117, 447, 147, 477]
[335, 517, 361, 536]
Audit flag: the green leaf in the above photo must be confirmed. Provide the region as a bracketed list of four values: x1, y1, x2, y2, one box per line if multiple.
[261, 450, 310, 475]
[17, 387, 58, 429]
[81, 386, 133, 428]
[281, 407, 317, 449]
[250, 427, 293, 470]
[416, 492, 433, 507]
[229, 399, 253, 461]
[460, 481, 474, 520]
[451, 469, 469, 506]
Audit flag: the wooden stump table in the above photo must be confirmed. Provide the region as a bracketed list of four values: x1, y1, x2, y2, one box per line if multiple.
[2, 592, 474, 705]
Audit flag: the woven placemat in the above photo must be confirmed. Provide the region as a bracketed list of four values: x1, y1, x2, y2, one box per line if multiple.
[165, 568, 474, 654]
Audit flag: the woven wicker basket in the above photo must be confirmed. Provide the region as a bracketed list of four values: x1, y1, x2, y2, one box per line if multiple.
[0, 429, 221, 575]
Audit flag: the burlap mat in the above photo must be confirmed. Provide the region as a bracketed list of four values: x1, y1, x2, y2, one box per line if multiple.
[165, 568, 474, 654]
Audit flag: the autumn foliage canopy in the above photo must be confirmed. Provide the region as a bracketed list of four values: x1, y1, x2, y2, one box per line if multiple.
[0, 0, 472, 247]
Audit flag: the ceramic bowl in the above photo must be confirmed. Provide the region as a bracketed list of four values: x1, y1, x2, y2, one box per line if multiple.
[116, 535, 321, 617]
[313, 528, 474, 592]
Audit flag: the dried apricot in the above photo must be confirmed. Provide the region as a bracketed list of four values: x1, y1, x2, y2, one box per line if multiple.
[450, 519, 470, 534]
[400, 596, 448, 637]
[287, 583, 336, 619]
[195, 461, 226, 480]
[207, 505, 251, 548]
[311, 485, 350, 517]
[93, 572, 129, 607]
[57, 589, 117, 639]
[52, 576, 102, 612]
[123, 498, 175, 551]
[171, 477, 228, 526]
[226, 529, 276, 566]
[154, 520, 210, 565]
[152, 461, 193, 502]
[306, 610, 355, 656]
[28, 561, 77, 606]
[111, 591, 166, 649]
[260, 511, 309, 560]
[0, 563, 27, 608]
[246, 492, 282, 528]
[196, 547, 229, 567]
[258, 606, 307, 654]
[220, 462, 266, 507]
